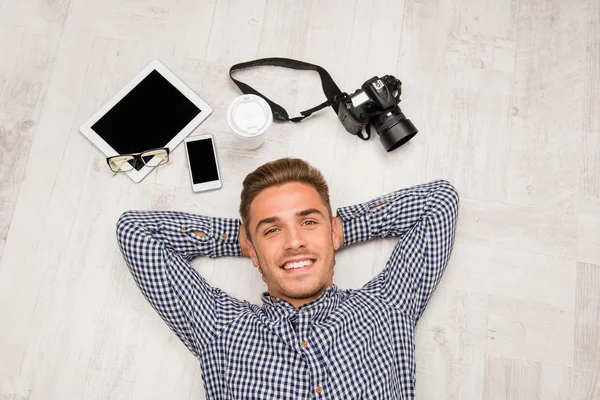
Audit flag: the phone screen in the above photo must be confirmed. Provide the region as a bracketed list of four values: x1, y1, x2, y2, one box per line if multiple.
[186, 138, 219, 184]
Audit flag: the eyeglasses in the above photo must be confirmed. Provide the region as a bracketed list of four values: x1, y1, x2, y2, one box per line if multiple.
[106, 148, 170, 175]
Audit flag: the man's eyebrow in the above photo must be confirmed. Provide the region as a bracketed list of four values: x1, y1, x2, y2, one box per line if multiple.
[296, 208, 324, 218]
[254, 208, 325, 234]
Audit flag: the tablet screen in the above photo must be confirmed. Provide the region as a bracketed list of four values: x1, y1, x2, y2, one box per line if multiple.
[91, 70, 201, 170]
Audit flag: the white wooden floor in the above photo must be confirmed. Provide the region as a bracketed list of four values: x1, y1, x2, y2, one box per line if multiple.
[0, 0, 598, 398]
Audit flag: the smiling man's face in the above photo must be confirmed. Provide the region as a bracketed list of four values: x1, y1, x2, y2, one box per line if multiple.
[245, 181, 342, 307]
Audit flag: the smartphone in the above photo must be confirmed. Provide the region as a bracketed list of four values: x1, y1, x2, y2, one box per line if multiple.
[184, 134, 222, 193]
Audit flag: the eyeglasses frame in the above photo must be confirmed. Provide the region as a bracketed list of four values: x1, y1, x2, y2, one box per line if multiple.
[106, 147, 171, 175]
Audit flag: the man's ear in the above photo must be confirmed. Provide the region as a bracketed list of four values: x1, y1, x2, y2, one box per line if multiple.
[332, 216, 343, 251]
[245, 238, 260, 267]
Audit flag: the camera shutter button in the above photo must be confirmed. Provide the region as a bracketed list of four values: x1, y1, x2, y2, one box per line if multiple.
[372, 79, 385, 93]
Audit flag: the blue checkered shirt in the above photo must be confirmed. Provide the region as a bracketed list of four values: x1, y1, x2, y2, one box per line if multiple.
[116, 180, 459, 399]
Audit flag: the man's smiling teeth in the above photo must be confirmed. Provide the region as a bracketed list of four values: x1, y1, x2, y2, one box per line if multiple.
[283, 259, 314, 270]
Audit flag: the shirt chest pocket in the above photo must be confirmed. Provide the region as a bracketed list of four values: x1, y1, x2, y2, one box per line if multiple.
[224, 335, 307, 399]
[320, 308, 396, 395]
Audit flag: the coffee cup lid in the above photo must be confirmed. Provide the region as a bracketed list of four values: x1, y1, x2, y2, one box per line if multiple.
[227, 94, 273, 137]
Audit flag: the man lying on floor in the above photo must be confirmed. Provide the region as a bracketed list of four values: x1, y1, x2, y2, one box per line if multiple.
[116, 157, 459, 399]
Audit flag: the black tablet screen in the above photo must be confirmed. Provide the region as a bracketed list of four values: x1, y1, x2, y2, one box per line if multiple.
[92, 70, 200, 170]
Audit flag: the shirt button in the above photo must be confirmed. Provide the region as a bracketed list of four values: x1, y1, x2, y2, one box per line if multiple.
[390, 196, 395, 201]
[301, 307, 307, 313]
[316, 385, 323, 394]
[221, 233, 228, 240]
[352, 211, 358, 216]
[271, 297, 277, 303]
[301, 340, 308, 348]
[181, 226, 187, 232]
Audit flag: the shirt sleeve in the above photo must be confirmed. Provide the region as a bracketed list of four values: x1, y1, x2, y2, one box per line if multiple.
[115, 210, 247, 358]
[336, 180, 459, 321]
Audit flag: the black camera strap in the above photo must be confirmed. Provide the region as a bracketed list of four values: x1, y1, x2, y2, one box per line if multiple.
[229, 58, 343, 123]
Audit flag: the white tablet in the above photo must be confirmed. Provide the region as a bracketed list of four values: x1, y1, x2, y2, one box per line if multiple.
[79, 59, 212, 182]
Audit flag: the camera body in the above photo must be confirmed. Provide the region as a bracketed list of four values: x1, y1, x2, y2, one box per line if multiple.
[337, 75, 417, 152]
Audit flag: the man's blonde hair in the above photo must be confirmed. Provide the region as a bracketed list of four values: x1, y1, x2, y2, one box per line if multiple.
[240, 158, 332, 241]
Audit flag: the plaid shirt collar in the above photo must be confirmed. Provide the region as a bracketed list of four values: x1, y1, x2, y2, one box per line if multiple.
[260, 284, 344, 323]
[259, 285, 347, 350]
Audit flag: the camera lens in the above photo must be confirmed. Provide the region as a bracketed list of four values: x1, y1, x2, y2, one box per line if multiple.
[371, 107, 418, 152]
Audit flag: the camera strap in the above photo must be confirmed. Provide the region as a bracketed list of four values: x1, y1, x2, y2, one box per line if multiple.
[229, 58, 343, 123]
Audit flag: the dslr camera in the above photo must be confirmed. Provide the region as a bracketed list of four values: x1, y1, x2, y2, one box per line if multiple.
[337, 75, 417, 152]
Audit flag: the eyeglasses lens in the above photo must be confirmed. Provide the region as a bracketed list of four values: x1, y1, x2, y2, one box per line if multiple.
[141, 149, 169, 167]
[109, 156, 135, 172]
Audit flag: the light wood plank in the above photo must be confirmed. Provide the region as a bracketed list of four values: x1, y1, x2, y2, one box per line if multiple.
[486, 295, 574, 366]
[256, 0, 313, 59]
[395, 0, 452, 187]
[0, 0, 70, 35]
[0, 182, 19, 260]
[159, 0, 217, 60]
[570, 368, 600, 400]
[415, 288, 488, 399]
[506, 0, 588, 212]
[450, 0, 519, 40]
[483, 355, 572, 400]
[457, 198, 578, 258]
[429, 0, 517, 201]
[66, 0, 172, 42]
[0, 25, 23, 76]
[0, 28, 96, 397]
[215, 0, 266, 64]
[574, 262, 600, 372]
[203, 0, 231, 63]
[439, 241, 576, 308]
[0, 32, 56, 181]
[577, 196, 600, 265]
[581, 0, 600, 198]
[444, 29, 516, 74]
[484, 356, 541, 400]
[432, 65, 513, 201]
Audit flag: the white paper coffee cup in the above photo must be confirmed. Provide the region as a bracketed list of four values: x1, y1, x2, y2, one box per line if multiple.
[227, 94, 273, 150]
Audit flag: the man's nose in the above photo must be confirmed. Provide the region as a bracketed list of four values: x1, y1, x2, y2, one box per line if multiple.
[283, 227, 307, 250]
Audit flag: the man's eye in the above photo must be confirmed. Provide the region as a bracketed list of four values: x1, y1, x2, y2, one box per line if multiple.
[265, 228, 278, 235]
[304, 220, 317, 226]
